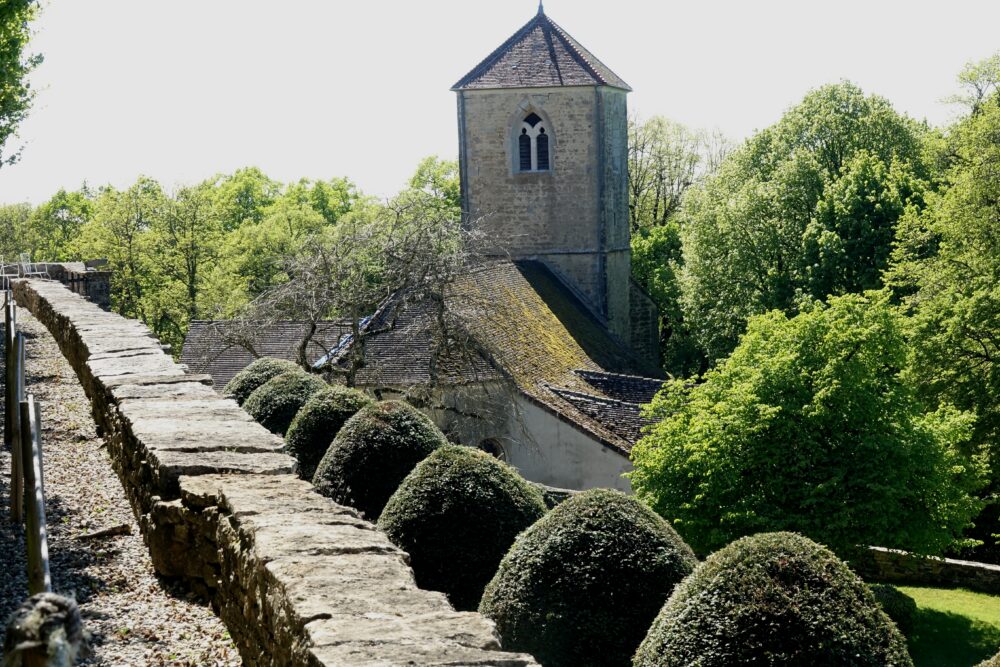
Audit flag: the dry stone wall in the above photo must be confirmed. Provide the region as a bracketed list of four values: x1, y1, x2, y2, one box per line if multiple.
[12, 279, 538, 667]
[853, 547, 1000, 595]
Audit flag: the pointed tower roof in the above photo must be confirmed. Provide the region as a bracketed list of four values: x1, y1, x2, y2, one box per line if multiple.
[452, 8, 631, 92]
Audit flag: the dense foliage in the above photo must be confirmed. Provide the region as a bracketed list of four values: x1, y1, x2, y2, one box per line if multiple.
[311, 400, 447, 519]
[678, 82, 928, 363]
[377, 445, 547, 611]
[223, 357, 300, 405]
[889, 91, 1000, 560]
[478, 489, 697, 667]
[284, 385, 373, 480]
[869, 584, 918, 635]
[634, 532, 912, 666]
[242, 370, 328, 435]
[979, 652, 1000, 667]
[0, 0, 40, 169]
[630, 292, 986, 558]
[0, 157, 459, 354]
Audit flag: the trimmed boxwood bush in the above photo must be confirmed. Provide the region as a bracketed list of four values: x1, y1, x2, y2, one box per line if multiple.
[378, 445, 547, 611]
[633, 532, 913, 667]
[285, 386, 374, 480]
[223, 357, 300, 405]
[478, 488, 697, 667]
[869, 583, 918, 635]
[311, 400, 447, 519]
[978, 653, 1000, 667]
[242, 370, 328, 436]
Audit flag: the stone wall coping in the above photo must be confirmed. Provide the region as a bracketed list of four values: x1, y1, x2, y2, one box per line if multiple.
[12, 279, 539, 667]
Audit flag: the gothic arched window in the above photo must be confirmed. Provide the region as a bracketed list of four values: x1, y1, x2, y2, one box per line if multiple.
[515, 112, 551, 173]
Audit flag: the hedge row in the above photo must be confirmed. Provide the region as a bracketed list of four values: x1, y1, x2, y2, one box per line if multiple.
[232, 360, 915, 666]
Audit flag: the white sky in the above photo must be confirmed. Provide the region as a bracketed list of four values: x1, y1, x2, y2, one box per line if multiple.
[0, 0, 997, 205]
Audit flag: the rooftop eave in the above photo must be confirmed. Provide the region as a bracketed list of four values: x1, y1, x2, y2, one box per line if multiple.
[451, 81, 632, 93]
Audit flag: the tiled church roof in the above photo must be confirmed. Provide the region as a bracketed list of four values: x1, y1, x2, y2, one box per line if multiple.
[574, 369, 666, 404]
[452, 8, 631, 92]
[330, 261, 660, 453]
[180, 263, 664, 454]
[547, 387, 653, 445]
[181, 320, 351, 389]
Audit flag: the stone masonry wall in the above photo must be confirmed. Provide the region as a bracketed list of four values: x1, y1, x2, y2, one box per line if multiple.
[852, 547, 1000, 595]
[12, 279, 537, 667]
[458, 85, 633, 341]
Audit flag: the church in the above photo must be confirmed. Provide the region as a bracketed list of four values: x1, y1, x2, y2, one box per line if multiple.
[183, 5, 664, 492]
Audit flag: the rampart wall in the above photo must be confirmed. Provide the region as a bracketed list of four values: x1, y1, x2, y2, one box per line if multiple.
[12, 279, 537, 667]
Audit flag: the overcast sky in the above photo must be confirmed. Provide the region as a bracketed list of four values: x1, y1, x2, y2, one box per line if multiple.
[0, 0, 997, 205]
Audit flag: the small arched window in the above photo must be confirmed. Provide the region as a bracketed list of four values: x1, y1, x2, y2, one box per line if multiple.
[479, 438, 508, 462]
[515, 112, 551, 173]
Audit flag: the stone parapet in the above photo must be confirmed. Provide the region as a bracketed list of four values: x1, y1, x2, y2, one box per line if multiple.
[11, 279, 537, 667]
[852, 546, 1000, 595]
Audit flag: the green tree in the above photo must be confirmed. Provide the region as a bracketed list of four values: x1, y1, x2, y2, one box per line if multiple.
[630, 292, 986, 558]
[630, 223, 703, 376]
[30, 187, 93, 261]
[207, 167, 281, 231]
[627, 115, 731, 233]
[679, 82, 928, 363]
[138, 183, 221, 348]
[280, 176, 359, 225]
[72, 177, 166, 320]
[889, 83, 1000, 560]
[0, 203, 32, 259]
[0, 0, 41, 168]
[947, 52, 1000, 115]
[408, 156, 461, 217]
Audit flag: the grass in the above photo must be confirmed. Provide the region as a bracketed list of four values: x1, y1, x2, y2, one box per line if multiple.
[895, 585, 1000, 667]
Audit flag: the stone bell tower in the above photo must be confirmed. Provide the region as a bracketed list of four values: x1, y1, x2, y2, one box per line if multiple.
[452, 4, 637, 346]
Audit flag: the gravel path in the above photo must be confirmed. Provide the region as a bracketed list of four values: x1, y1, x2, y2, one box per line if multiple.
[1, 312, 241, 666]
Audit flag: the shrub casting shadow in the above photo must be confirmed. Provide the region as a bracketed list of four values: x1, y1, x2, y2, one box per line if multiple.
[906, 607, 1000, 667]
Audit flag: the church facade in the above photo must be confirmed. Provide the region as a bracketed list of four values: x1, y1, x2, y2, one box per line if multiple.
[183, 7, 664, 493]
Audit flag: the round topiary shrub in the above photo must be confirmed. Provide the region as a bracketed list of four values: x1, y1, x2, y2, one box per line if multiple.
[478, 488, 697, 667]
[242, 370, 328, 436]
[311, 400, 447, 519]
[869, 583, 918, 635]
[223, 357, 300, 405]
[633, 532, 913, 667]
[978, 653, 1000, 667]
[378, 445, 547, 611]
[284, 386, 374, 480]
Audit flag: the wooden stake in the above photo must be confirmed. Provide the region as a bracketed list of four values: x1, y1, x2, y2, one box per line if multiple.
[21, 396, 52, 595]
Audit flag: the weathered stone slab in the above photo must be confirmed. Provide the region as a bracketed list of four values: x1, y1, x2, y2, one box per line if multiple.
[250, 522, 401, 561]
[182, 474, 348, 518]
[87, 352, 183, 378]
[267, 555, 441, 620]
[119, 397, 254, 422]
[101, 373, 214, 389]
[132, 424, 283, 454]
[307, 640, 539, 667]
[147, 451, 295, 497]
[307, 611, 503, 649]
[111, 380, 220, 402]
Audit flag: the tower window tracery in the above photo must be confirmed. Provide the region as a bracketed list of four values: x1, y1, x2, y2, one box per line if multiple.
[515, 112, 551, 172]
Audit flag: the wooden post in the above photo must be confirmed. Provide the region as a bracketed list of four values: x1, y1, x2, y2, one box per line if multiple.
[4, 291, 11, 453]
[10, 330, 24, 523]
[21, 396, 51, 595]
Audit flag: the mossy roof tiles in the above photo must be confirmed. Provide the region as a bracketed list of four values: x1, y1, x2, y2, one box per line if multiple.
[346, 261, 659, 453]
